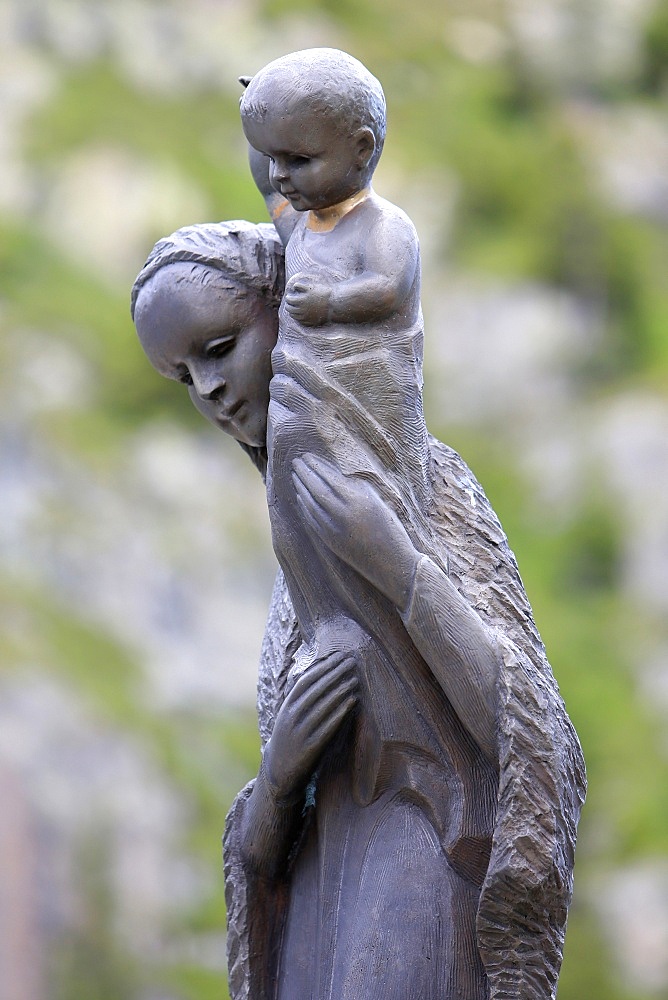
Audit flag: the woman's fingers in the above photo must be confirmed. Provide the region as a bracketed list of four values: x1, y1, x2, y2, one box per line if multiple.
[290, 650, 356, 693]
[298, 687, 358, 755]
[290, 654, 358, 714]
[294, 454, 349, 506]
[292, 462, 349, 537]
[307, 694, 358, 750]
[310, 649, 356, 673]
[287, 279, 310, 293]
[297, 675, 359, 735]
[267, 651, 359, 795]
[292, 472, 331, 528]
[295, 492, 324, 537]
[292, 457, 332, 504]
[293, 487, 345, 548]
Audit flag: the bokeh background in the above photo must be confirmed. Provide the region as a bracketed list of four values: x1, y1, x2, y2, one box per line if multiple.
[1, 0, 667, 997]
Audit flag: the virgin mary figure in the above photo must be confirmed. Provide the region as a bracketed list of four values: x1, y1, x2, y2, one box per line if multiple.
[132, 220, 586, 1000]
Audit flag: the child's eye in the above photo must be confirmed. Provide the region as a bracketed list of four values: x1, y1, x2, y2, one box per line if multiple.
[179, 370, 193, 386]
[290, 155, 311, 167]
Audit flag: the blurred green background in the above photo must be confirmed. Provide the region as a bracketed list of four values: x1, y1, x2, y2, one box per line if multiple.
[1, 0, 667, 998]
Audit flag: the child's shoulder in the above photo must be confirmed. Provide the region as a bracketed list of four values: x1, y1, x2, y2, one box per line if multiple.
[362, 192, 418, 242]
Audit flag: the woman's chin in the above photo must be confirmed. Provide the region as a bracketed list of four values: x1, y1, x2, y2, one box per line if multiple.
[196, 401, 265, 448]
[233, 420, 267, 449]
[237, 434, 262, 448]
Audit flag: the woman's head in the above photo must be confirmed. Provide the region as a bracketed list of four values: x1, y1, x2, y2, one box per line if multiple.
[132, 221, 284, 453]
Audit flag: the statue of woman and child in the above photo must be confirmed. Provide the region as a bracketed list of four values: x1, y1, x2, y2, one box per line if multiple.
[131, 48, 586, 1000]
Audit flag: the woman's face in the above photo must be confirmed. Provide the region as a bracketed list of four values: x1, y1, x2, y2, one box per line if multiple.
[135, 265, 277, 447]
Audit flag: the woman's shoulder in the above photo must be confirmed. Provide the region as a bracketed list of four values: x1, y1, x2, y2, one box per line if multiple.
[426, 434, 542, 654]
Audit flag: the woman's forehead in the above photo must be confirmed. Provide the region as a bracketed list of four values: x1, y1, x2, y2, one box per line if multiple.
[144, 265, 251, 320]
[136, 272, 248, 358]
[135, 275, 223, 354]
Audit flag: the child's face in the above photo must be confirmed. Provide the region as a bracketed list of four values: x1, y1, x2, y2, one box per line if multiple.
[242, 100, 372, 212]
[135, 266, 277, 448]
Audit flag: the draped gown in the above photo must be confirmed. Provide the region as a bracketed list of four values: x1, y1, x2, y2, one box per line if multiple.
[263, 207, 496, 999]
[223, 206, 586, 1000]
[224, 431, 586, 1000]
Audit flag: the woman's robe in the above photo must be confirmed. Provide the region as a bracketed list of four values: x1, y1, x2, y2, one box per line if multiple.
[256, 207, 508, 997]
[224, 436, 586, 1000]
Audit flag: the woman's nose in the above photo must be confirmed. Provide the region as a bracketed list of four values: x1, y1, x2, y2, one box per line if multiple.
[191, 369, 225, 401]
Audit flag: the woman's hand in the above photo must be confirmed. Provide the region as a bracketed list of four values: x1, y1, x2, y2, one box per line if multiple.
[263, 650, 358, 802]
[292, 453, 420, 613]
[240, 649, 358, 874]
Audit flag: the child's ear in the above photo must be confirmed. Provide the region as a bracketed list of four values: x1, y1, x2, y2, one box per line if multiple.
[355, 128, 376, 170]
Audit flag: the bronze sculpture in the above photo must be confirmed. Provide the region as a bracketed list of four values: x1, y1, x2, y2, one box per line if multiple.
[132, 47, 586, 1000]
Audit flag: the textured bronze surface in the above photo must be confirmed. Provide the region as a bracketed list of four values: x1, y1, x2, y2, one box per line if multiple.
[133, 48, 586, 1000]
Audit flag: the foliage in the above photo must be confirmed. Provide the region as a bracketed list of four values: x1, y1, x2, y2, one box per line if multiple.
[2, 1, 667, 997]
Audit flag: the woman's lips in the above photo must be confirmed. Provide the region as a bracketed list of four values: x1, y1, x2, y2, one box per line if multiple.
[214, 399, 246, 428]
[218, 400, 245, 425]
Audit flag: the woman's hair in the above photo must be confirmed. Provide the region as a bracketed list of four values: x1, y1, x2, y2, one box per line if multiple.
[130, 219, 285, 319]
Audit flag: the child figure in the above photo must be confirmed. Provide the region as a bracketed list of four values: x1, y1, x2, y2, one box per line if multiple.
[240, 48, 437, 646]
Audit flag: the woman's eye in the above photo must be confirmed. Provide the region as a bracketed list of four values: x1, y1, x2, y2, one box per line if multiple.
[179, 371, 193, 386]
[207, 340, 234, 358]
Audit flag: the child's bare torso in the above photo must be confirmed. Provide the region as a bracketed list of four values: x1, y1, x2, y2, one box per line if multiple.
[267, 191, 432, 644]
[286, 192, 421, 332]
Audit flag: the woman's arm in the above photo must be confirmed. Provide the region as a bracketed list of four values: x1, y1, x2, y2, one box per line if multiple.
[292, 454, 500, 761]
[239, 76, 298, 246]
[246, 145, 299, 247]
[398, 554, 499, 761]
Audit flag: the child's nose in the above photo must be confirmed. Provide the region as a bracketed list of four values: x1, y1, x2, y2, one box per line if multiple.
[272, 159, 289, 182]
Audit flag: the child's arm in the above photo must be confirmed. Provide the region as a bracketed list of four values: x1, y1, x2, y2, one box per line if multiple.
[285, 205, 419, 327]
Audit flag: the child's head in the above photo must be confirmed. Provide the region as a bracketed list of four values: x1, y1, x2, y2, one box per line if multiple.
[240, 48, 386, 212]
